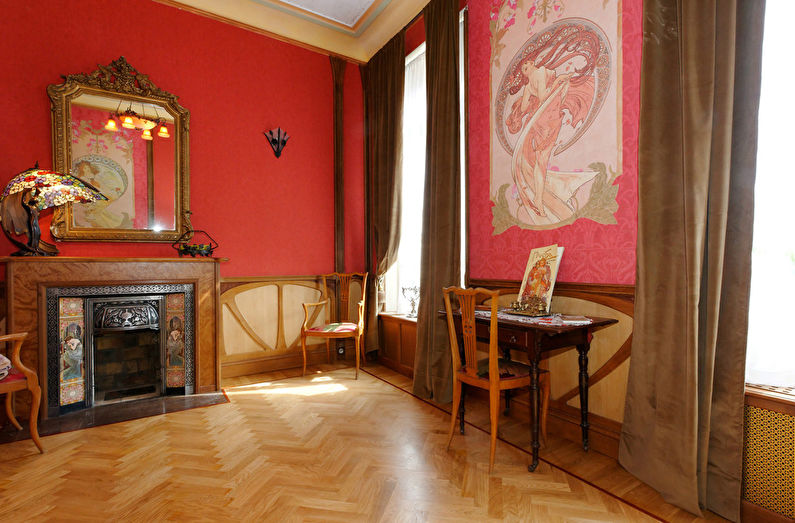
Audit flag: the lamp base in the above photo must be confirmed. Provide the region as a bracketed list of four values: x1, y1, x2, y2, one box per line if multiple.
[11, 246, 59, 257]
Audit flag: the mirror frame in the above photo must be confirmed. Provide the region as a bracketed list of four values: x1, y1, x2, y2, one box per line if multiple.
[48, 56, 191, 242]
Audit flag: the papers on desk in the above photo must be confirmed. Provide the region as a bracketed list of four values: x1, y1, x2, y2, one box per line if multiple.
[474, 310, 593, 326]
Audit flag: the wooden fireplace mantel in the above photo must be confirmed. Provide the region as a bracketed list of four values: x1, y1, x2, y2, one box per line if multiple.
[0, 257, 225, 418]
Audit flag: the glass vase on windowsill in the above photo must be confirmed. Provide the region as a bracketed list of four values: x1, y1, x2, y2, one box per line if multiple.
[401, 286, 420, 318]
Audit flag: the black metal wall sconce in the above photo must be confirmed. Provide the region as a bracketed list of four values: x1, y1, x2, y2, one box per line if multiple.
[263, 127, 290, 158]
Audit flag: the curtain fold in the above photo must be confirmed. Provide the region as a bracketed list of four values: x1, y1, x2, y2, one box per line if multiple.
[618, 1, 765, 520]
[412, 0, 460, 403]
[360, 33, 405, 352]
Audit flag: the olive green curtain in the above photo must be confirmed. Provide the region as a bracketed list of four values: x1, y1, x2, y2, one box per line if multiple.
[619, 1, 765, 520]
[412, 0, 460, 403]
[360, 33, 405, 352]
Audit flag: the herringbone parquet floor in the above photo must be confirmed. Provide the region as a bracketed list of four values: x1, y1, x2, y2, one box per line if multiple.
[0, 368, 658, 522]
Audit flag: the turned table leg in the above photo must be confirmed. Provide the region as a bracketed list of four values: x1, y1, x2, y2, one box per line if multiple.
[576, 342, 590, 451]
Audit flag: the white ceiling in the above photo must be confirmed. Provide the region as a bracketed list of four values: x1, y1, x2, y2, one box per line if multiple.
[163, 0, 429, 63]
[271, 0, 380, 28]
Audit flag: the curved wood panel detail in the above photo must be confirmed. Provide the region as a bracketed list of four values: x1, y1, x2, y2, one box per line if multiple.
[556, 333, 632, 404]
[220, 276, 335, 378]
[224, 297, 274, 352]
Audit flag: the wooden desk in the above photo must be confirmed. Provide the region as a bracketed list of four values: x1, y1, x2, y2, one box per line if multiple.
[446, 309, 618, 471]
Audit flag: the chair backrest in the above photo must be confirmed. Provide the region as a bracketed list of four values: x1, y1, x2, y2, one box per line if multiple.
[442, 287, 500, 383]
[321, 272, 368, 324]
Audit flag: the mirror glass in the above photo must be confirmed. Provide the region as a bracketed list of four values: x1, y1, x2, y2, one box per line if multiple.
[48, 57, 190, 242]
[69, 93, 176, 231]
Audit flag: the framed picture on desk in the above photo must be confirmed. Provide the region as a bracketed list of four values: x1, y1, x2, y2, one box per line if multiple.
[518, 244, 563, 313]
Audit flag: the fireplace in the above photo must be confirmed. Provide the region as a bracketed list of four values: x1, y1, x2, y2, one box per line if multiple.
[88, 296, 165, 405]
[45, 283, 195, 417]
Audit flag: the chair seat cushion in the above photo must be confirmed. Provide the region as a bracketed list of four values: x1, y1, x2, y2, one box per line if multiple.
[476, 357, 540, 379]
[307, 322, 358, 334]
[0, 367, 25, 383]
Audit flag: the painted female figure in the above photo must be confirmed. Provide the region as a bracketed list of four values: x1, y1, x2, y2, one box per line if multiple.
[506, 30, 597, 220]
[60, 323, 84, 382]
[167, 316, 184, 367]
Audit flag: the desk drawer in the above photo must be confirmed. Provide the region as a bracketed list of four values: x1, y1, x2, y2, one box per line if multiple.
[497, 327, 527, 348]
[474, 323, 527, 347]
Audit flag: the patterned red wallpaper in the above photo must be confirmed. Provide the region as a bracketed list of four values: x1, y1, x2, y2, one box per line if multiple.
[466, 0, 641, 284]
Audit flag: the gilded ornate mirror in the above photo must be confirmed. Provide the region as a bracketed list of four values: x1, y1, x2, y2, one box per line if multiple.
[48, 57, 190, 242]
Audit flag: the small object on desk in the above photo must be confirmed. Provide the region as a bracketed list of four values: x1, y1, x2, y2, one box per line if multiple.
[499, 310, 594, 326]
[478, 309, 594, 327]
[509, 296, 548, 316]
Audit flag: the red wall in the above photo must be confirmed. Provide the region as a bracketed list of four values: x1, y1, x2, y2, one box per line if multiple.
[466, 1, 642, 284]
[0, 0, 365, 278]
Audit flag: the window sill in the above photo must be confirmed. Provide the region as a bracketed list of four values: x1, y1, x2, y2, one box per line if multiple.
[378, 312, 418, 323]
[745, 383, 795, 416]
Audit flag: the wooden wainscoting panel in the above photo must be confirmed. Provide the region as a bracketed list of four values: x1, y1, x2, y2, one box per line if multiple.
[220, 277, 331, 379]
[381, 316, 400, 364]
[222, 285, 278, 356]
[281, 283, 326, 347]
[233, 283, 279, 348]
[547, 295, 633, 423]
[399, 320, 417, 370]
[378, 314, 416, 378]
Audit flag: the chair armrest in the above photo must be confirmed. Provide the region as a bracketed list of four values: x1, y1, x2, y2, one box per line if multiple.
[356, 300, 366, 332]
[0, 332, 35, 384]
[301, 299, 329, 331]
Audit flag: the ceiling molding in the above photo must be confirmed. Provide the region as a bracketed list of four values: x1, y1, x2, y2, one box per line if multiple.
[159, 0, 429, 63]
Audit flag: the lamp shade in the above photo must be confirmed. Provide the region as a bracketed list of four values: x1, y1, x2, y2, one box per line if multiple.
[1, 167, 107, 211]
[0, 165, 107, 256]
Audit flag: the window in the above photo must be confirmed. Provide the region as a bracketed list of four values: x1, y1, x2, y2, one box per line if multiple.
[383, 42, 427, 315]
[745, 1, 795, 390]
[384, 12, 468, 315]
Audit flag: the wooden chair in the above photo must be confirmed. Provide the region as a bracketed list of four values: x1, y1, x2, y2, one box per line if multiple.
[0, 332, 44, 453]
[300, 272, 368, 379]
[443, 287, 549, 472]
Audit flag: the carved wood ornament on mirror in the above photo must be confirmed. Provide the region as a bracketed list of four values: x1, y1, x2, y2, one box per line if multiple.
[48, 56, 191, 242]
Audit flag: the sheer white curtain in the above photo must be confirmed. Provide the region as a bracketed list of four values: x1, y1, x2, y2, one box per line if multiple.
[746, 1, 795, 388]
[385, 43, 427, 314]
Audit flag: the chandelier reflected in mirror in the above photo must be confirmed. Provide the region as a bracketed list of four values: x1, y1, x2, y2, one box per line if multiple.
[104, 101, 170, 141]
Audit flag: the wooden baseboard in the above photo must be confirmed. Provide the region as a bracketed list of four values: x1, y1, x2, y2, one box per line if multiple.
[741, 499, 793, 522]
[507, 392, 621, 459]
[546, 406, 620, 459]
[221, 347, 335, 378]
[378, 355, 414, 378]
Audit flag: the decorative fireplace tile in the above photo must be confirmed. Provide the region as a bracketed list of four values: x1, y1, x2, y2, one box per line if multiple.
[167, 369, 185, 388]
[59, 297, 85, 406]
[60, 381, 85, 405]
[166, 293, 186, 387]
